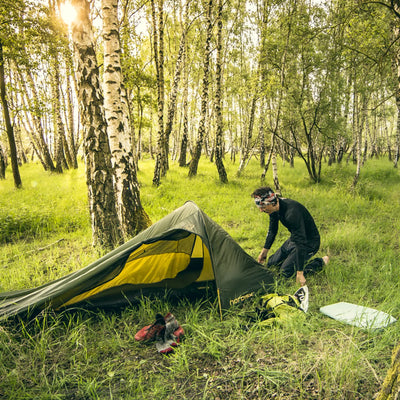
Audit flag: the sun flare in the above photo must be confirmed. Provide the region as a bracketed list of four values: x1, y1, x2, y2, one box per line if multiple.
[60, 2, 77, 26]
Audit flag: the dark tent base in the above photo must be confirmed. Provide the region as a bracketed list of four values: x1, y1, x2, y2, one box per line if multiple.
[61, 281, 218, 314]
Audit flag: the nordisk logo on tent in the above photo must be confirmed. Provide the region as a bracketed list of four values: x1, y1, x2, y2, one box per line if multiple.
[230, 292, 255, 306]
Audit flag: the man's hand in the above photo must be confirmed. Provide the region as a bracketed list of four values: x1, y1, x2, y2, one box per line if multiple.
[296, 271, 306, 286]
[257, 248, 269, 264]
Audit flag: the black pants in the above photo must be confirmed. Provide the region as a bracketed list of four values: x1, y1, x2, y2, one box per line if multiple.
[266, 238, 324, 278]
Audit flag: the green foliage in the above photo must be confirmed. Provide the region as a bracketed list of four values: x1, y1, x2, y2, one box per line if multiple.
[0, 157, 400, 399]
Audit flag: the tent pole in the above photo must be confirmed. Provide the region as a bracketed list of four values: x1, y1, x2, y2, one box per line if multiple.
[217, 288, 223, 321]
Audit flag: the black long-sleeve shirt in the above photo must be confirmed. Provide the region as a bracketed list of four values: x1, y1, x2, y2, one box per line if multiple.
[264, 198, 320, 271]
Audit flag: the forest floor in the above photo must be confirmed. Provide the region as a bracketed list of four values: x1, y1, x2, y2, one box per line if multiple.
[0, 156, 399, 399]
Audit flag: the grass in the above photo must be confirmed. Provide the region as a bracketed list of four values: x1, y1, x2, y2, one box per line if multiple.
[0, 155, 400, 399]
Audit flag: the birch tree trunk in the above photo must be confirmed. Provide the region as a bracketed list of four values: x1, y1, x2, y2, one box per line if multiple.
[271, 152, 281, 195]
[237, 94, 257, 177]
[261, 130, 276, 181]
[71, 0, 122, 250]
[163, 2, 188, 174]
[152, 0, 166, 186]
[8, 83, 28, 165]
[0, 40, 22, 188]
[49, 0, 68, 172]
[16, 74, 46, 167]
[136, 86, 144, 161]
[178, 36, 189, 167]
[17, 66, 56, 171]
[188, 0, 213, 177]
[352, 79, 362, 189]
[258, 97, 266, 168]
[102, 0, 150, 239]
[214, 0, 227, 183]
[260, 0, 289, 182]
[64, 57, 79, 168]
[51, 52, 65, 173]
[395, 103, 400, 168]
[0, 144, 5, 179]
[391, 14, 400, 168]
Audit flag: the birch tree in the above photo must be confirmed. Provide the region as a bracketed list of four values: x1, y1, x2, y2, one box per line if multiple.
[50, 52, 66, 173]
[259, 0, 287, 182]
[70, 0, 122, 249]
[151, 0, 166, 186]
[102, 0, 150, 239]
[237, 93, 257, 177]
[390, 5, 400, 168]
[0, 143, 5, 179]
[0, 40, 22, 188]
[63, 64, 79, 169]
[49, 0, 68, 173]
[0, 0, 26, 188]
[163, 1, 189, 174]
[17, 65, 56, 171]
[188, 0, 213, 177]
[178, 38, 189, 167]
[214, 0, 227, 183]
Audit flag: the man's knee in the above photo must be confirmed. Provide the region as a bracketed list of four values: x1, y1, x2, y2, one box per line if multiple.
[280, 263, 295, 278]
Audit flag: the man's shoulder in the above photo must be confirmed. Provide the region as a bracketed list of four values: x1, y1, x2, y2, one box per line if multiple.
[280, 198, 308, 215]
[280, 197, 302, 208]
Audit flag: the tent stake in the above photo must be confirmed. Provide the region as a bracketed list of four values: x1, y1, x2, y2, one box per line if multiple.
[217, 288, 223, 321]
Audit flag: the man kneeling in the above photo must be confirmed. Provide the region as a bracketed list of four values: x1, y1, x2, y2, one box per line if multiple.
[252, 186, 329, 286]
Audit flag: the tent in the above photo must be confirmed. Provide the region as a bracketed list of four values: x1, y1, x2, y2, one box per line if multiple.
[0, 201, 275, 319]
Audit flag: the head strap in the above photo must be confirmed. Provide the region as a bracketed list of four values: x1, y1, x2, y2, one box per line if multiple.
[254, 190, 276, 207]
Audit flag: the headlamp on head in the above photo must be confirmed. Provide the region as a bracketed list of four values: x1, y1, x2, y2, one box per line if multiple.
[254, 190, 276, 208]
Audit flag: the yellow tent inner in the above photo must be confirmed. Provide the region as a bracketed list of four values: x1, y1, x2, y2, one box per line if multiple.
[62, 233, 214, 307]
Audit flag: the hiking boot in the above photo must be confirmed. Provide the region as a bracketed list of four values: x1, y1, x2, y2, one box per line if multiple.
[156, 325, 185, 353]
[156, 339, 175, 354]
[162, 313, 178, 338]
[134, 313, 165, 341]
[294, 285, 309, 313]
[173, 325, 185, 341]
[163, 313, 184, 344]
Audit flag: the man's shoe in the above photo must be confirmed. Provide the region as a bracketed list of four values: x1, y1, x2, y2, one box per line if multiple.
[135, 313, 165, 341]
[294, 285, 309, 313]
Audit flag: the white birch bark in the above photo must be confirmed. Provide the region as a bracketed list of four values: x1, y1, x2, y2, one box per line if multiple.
[214, 0, 227, 183]
[16, 66, 56, 171]
[71, 0, 122, 249]
[188, 0, 213, 177]
[102, 0, 150, 238]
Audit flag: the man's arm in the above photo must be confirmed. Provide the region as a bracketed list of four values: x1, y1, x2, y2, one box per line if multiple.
[259, 213, 279, 264]
[263, 212, 279, 249]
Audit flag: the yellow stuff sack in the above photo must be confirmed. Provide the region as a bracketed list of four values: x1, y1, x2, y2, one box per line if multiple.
[254, 293, 304, 326]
